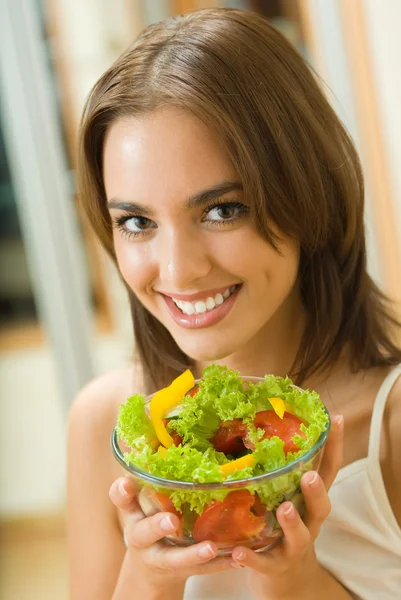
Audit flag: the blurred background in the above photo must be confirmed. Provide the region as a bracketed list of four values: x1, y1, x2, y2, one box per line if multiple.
[0, 0, 400, 598]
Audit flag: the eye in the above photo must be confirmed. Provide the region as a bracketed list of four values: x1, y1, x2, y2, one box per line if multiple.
[203, 201, 249, 223]
[113, 214, 156, 238]
[124, 216, 155, 232]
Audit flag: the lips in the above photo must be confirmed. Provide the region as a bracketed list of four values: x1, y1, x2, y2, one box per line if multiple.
[171, 286, 237, 316]
[162, 284, 242, 329]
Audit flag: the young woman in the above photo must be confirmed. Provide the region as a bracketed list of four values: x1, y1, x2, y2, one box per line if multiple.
[68, 8, 401, 600]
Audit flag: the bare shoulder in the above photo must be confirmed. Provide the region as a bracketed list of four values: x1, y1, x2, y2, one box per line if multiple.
[67, 362, 141, 504]
[67, 362, 139, 509]
[381, 366, 401, 527]
[386, 365, 401, 418]
[69, 363, 138, 426]
[382, 364, 401, 454]
[67, 363, 142, 600]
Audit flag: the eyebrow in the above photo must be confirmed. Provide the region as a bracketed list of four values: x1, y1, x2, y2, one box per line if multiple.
[107, 181, 243, 216]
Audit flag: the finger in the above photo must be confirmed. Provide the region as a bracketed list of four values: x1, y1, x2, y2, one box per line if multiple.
[109, 477, 143, 522]
[126, 511, 181, 549]
[276, 501, 310, 558]
[300, 471, 331, 540]
[318, 414, 344, 490]
[231, 502, 310, 571]
[231, 545, 272, 573]
[146, 540, 235, 574]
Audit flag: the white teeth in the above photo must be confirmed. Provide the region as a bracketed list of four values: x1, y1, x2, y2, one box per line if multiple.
[206, 297, 215, 310]
[172, 285, 238, 316]
[215, 293, 224, 305]
[194, 301, 207, 314]
[183, 301, 194, 315]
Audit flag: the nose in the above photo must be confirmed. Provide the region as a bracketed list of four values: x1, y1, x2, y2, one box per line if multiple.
[154, 226, 212, 290]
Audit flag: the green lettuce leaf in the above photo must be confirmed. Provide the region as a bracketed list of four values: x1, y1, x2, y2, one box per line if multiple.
[126, 444, 225, 483]
[168, 365, 258, 449]
[116, 393, 156, 451]
[115, 365, 329, 513]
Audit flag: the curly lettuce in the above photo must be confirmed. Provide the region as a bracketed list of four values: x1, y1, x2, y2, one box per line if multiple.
[116, 365, 329, 513]
[116, 393, 156, 451]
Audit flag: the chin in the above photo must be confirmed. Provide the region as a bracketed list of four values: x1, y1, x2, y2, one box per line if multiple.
[174, 333, 240, 363]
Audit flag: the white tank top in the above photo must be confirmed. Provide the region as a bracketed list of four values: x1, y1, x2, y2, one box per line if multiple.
[314, 363, 401, 600]
[184, 364, 401, 599]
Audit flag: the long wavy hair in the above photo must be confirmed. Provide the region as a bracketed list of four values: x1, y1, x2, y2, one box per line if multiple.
[77, 8, 401, 393]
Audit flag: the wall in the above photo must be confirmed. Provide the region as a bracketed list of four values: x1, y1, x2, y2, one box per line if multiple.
[0, 0, 138, 516]
[0, 278, 133, 516]
[363, 0, 401, 234]
[0, 257, 133, 516]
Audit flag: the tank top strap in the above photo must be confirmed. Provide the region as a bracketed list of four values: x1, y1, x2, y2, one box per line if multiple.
[368, 363, 401, 466]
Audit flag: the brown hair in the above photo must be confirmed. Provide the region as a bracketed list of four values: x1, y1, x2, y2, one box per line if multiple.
[77, 8, 401, 392]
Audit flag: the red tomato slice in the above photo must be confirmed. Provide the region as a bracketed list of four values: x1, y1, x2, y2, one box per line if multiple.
[210, 419, 248, 454]
[187, 386, 199, 397]
[251, 493, 267, 517]
[193, 490, 265, 544]
[144, 489, 184, 536]
[163, 419, 183, 446]
[247, 411, 305, 454]
[153, 491, 181, 515]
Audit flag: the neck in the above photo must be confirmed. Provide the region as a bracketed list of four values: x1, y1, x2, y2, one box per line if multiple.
[196, 287, 306, 379]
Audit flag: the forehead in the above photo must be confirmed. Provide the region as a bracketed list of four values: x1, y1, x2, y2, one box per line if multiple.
[102, 107, 238, 204]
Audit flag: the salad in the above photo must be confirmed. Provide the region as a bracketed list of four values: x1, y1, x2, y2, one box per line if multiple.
[115, 365, 329, 548]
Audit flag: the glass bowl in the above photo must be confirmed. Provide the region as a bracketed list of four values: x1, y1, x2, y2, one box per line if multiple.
[111, 376, 330, 555]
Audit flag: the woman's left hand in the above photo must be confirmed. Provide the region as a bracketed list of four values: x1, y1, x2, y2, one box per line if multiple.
[231, 414, 344, 600]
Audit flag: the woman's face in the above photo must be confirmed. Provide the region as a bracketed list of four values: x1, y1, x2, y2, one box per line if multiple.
[103, 107, 300, 363]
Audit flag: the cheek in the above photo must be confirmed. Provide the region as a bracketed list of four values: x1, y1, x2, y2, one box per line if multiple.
[217, 232, 299, 289]
[113, 236, 156, 293]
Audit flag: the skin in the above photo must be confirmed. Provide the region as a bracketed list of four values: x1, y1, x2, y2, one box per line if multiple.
[67, 107, 401, 600]
[104, 109, 304, 373]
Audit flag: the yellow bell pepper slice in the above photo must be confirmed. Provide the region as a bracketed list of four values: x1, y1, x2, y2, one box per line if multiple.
[150, 369, 195, 448]
[219, 453, 255, 477]
[268, 397, 286, 420]
[284, 402, 293, 414]
[168, 369, 195, 398]
[157, 445, 168, 458]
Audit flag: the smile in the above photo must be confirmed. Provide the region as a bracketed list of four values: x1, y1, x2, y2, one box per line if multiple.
[171, 286, 237, 315]
[161, 284, 242, 330]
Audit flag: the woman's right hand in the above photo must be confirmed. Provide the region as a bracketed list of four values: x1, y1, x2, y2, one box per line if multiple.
[109, 477, 235, 599]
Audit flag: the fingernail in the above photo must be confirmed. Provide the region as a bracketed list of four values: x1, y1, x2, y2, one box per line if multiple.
[233, 551, 245, 561]
[160, 516, 175, 531]
[334, 414, 344, 433]
[119, 481, 129, 497]
[306, 471, 319, 487]
[282, 502, 295, 518]
[231, 561, 245, 569]
[198, 543, 216, 558]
